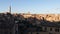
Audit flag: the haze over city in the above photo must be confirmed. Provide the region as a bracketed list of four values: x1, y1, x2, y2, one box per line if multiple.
[0, 0, 60, 14]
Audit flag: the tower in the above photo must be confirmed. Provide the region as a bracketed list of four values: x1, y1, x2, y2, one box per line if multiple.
[9, 5, 11, 13]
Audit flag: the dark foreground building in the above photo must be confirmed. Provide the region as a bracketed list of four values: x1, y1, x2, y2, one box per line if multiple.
[0, 13, 16, 34]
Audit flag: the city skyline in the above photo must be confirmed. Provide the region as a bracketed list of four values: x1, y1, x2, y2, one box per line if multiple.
[0, 0, 60, 14]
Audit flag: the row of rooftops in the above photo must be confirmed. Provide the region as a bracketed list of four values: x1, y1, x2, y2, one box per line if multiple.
[0, 12, 60, 21]
[0, 12, 60, 28]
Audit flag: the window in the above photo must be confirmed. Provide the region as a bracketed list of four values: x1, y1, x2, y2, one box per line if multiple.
[55, 28, 59, 32]
[36, 27, 42, 32]
[50, 28, 52, 31]
[44, 27, 47, 31]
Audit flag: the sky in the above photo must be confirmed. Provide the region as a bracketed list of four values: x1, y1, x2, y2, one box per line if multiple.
[0, 0, 60, 14]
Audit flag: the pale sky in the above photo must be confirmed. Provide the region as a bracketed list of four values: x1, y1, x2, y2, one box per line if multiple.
[0, 0, 60, 14]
